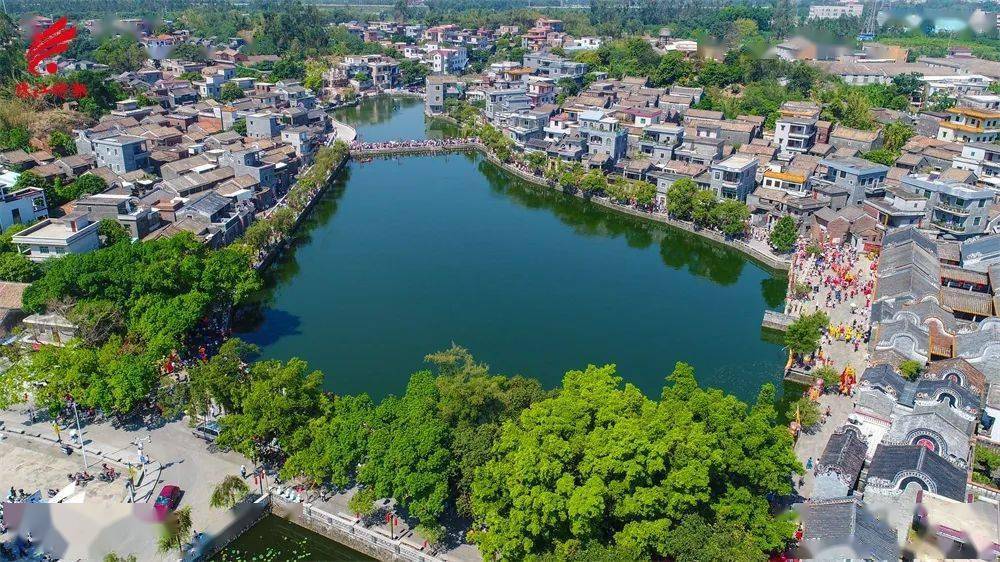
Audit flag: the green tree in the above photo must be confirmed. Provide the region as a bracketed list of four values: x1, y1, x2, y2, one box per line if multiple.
[187, 338, 259, 418]
[0, 127, 30, 152]
[631, 180, 656, 206]
[579, 169, 608, 195]
[471, 362, 800, 560]
[769, 215, 797, 253]
[232, 118, 247, 136]
[650, 51, 693, 87]
[0, 221, 34, 253]
[711, 199, 750, 236]
[216, 357, 325, 457]
[93, 35, 147, 72]
[49, 131, 76, 157]
[667, 178, 697, 220]
[691, 188, 717, 227]
[98, 219, 129, 246]
[524, 152, 548, 174]
[241, 219, 273, 251]
[168, 43, 209, 63]
[883, 122, 915, 152]
[785, 311, 829, 355]
[348, 486, 378, 517]
[426, 344, 547, 516]
[790, 397, 820, 428]
[559, 169, 582, 191]
[280, 393, 375, 487]
[210, 475, 251, 509]
[861, 149, 897, 167]
[303, 59, 327, 92]
[358, 371, 451, 542]
[898, 359, 924, 381]
[56, 173, 107, 203]
[103, 553, 137, 562]
[218, 82, 244, 102]
[815, 365, 841, 389]
[772, 0, 797, 39]
[0, 252, 40, 282]
[270, 57, 306, 81]
[399, 59, 429, 85]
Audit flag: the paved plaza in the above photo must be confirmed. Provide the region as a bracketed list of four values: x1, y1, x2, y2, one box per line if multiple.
[785, 242, 876, 375]
[783, 240, 879, 502]
[0, 408, 250, 561]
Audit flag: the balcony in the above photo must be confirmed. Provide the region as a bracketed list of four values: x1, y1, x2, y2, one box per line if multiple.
[935, 202, 971, 216]
[932, 220, 966, 233]
[786, 127, 815, 138]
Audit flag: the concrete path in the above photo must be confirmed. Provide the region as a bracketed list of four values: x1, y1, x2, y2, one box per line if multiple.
[331, 116, 357, 143]
[290, 487, 483, 562]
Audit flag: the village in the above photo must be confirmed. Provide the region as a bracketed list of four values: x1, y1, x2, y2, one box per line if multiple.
[2, 3, 1000, 560]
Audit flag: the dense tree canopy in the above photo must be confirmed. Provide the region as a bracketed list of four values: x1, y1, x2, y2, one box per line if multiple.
[470, 362, 800, 560]
[23, 233, 260, 357]
[93, 35, 147, 73]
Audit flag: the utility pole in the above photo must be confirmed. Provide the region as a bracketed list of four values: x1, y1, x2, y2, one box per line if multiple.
[67, 396, 88, 471]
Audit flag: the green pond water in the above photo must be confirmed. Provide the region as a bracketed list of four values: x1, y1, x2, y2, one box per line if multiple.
[238, 96, 789, 404]
[213, 514, 375, 561]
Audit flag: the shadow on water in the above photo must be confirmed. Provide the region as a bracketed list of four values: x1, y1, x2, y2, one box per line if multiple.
[761, 276, 789, 310]
[235, 170, 352, 338]
[475, 156, 758, 287]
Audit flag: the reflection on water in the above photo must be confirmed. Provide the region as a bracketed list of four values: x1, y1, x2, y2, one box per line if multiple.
[240, 97, 788, 404]
[333, 95, 459, 142]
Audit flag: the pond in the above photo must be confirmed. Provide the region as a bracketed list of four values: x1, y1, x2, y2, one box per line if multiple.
[213, 514, 374, 561]
[238, 96, 788, 404]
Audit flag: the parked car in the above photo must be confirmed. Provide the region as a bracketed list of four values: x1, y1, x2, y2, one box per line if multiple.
[192, 421, 220, 442]
[154, 484, 181, 520]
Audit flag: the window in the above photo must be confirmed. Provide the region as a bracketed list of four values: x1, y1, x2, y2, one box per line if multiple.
[39, 246, 49, 254]
[974, 217, 981, 226]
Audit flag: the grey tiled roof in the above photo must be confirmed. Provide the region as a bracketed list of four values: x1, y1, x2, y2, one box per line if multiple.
[885, 411, 972, 466]
[955, 318, 1000, 384]
[797, 498, 899, 561]
[817, 427, 867, 491]
[866, 444, 967, 501]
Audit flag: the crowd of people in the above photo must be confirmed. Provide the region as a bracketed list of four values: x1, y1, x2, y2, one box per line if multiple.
[788, 239, 876, 369]
[350, 137, 479, 152]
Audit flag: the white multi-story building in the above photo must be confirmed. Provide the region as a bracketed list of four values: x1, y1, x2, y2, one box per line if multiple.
[0, 169, 48, 231]
[12, 215, 100, 262]
[937, 94, 1000, 143]
[428, 47, 468, 74]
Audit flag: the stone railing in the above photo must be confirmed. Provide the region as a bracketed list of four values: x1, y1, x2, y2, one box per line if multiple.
[301, 503, 445, 562]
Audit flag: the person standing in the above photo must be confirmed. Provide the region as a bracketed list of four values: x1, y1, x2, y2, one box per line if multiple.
[240, 464, 247, 478]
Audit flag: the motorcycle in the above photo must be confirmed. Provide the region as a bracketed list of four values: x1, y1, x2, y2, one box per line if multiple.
[67, 471, 93, 484]
[98, 470, 119, 482]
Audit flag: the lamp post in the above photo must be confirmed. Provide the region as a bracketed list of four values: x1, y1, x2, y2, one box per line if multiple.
[66, 395, 88, 470]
